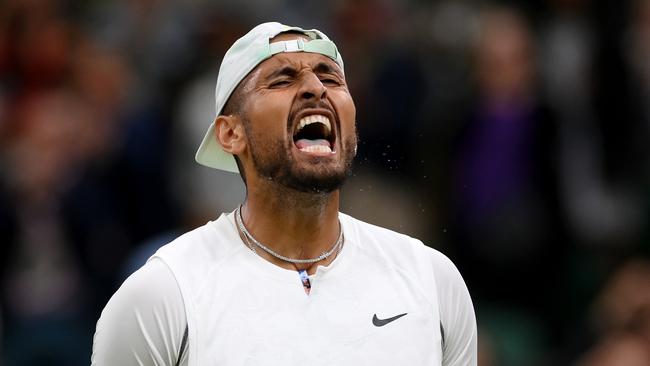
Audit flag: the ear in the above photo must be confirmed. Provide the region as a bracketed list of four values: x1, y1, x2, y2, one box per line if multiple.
[214, 115, 246, 155]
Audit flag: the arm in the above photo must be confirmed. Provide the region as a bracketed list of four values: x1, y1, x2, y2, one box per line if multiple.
[433, 253, 477, 366]
[91, 258, 188, 366]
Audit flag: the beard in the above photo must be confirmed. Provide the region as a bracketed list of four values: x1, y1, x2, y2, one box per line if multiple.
[246, 125, 357, 194]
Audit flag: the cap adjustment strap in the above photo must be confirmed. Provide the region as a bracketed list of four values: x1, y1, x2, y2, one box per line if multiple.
[268, 39, 339, 63]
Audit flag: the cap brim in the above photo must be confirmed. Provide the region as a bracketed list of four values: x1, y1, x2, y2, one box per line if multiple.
[194, 122, 240, 173]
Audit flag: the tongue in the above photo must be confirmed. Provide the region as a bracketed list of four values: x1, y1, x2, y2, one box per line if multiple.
[295, 139, 330, 149]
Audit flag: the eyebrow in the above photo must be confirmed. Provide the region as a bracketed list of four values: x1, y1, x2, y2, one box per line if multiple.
[267, 66, 298, 80]
[265, 61, 343, 80]
[313, 62, 343, 78]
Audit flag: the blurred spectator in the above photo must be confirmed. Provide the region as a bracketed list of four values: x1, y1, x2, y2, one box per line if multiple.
[577, 333, 650, 366]
[86, 0, 196, 90]
[589, 259, 650, 338]
[2, 89, 94, 365]
[542, 0, 646, 250]
[451, 6, 563, 302]
[448, 6, 566, 365]
[576, 259, 650, 365]
[1, 3, 180, 364]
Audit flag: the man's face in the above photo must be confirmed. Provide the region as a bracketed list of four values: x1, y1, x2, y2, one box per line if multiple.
[240, 34, 357, 193]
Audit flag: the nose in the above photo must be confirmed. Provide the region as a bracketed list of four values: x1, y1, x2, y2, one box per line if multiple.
[298, 72, 327, 101]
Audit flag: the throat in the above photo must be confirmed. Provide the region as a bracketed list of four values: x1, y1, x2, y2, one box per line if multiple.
[251, 179, 337, 213]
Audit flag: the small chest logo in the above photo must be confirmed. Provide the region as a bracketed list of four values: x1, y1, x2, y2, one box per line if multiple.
[372, 313, 408, 327]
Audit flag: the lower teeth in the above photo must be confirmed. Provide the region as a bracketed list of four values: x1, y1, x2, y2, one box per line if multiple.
[300, 145, 332, 153]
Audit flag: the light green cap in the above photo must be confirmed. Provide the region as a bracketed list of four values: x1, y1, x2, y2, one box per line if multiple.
[195, 22, 345, 173]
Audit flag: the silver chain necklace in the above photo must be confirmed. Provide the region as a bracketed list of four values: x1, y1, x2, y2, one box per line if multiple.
[235, 205, 343, 265]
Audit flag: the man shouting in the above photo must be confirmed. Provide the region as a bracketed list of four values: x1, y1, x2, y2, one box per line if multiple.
[92, 22, 477, 366]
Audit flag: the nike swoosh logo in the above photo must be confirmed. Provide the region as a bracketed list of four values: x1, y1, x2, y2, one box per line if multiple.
[372, 313, 407, 327]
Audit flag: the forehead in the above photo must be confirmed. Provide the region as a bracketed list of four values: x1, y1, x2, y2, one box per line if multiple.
[259, 52, 342, 74]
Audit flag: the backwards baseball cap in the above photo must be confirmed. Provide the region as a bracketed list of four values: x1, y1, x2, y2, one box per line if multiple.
[195, 22, 345, 173]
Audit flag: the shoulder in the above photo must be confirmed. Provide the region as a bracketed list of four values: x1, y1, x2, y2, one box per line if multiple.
[340, 212, 458, 278]
[109, 257, 183, 312]
[153, 213, 242, 273]
[156, 214, 231, 256]
[340, 212, 424, 252]
[92, 258, 186, 365]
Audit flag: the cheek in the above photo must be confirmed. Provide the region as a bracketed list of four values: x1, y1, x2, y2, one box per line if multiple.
[333, 93, 356, 135]
[246, 94, 293, 136]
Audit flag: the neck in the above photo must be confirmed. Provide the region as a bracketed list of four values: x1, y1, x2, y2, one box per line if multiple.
[240, 181, 341, 272]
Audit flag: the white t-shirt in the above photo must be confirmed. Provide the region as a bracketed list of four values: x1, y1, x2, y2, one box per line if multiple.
[92, 212, 477, 366]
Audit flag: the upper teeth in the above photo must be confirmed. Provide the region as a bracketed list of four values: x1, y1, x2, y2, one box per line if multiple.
[298, 114, 331, 133]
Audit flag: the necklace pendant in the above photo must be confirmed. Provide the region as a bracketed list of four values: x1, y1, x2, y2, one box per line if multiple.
[298, 269, 311, 295]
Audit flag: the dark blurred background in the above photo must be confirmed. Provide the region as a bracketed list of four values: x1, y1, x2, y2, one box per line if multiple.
[1, 0, 649, 365]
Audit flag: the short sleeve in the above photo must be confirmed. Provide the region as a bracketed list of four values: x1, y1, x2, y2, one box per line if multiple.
[432, 252, 478, 366]
[91, 258, 188, 366]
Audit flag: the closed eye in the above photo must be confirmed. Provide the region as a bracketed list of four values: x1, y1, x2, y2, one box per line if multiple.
[270, 79, 291, 88]
[320, 77, 340, 85]
[319, 74, 342, 86]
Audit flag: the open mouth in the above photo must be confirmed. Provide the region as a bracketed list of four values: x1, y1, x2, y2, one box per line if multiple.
[293, 114, 335, 154]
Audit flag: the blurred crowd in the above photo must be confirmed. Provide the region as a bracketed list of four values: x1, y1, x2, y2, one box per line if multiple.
[0, 0, 649, 365]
